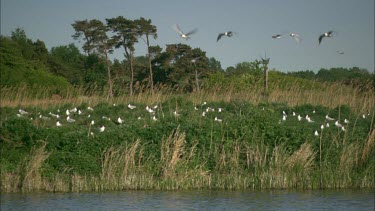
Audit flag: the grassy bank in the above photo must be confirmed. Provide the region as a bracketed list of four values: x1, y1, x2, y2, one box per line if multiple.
[1, 85, 374, 192]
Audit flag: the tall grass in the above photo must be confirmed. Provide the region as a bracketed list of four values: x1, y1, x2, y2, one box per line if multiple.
[1, 125, 373, 192]
[1, 80, 374, 113]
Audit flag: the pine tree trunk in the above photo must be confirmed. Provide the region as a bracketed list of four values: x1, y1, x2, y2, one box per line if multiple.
[146, 35, 154, 94]
[130, 50, 134, 96]
[104, 47, 113, 99]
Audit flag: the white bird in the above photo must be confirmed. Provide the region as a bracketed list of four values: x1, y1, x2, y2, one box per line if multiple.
[344, 119, 349, 124]
[146, 106, 155, 113]
[17, 114, 22, 117]
[173, 111, 180, 117]
[194, 106, 199, 111]
[313, 110, 316, 114]
[191, 57, 200, 64]
[362, 114, 366, 119]
[174, 24, 197, 40]
[314, 130, 319, 136]
[217, 31, 234, 42]
[325, 115, 335, 121]
[153, 105, 158, 109]
[292, 112, 296, 116]
[39, 115, 50, 120]
[202, 112, 206, 117]
[307, 117, 314, 123]
[117, 117, 124, 124]
[214, 117, 222, 122]
[326, 123, 330, 128]
[298, 115, 302, 121]
[70, 107, 77, 113]
[49, 112, 60, 119]
[290, 33, 301, 43]
[282, 115, 287, 121]
[99, 126, 105, 132]
[87, 107, 94, 111]
[342, 126, 346, 132]
[91, 120, 95, 125]
[335, 121, 342, 128]
[218, 108, 223, 112]
[152, 116, 157, 121]
[18, 109, 29, 115]
[66, 110, 70, 116]
[102, 116, 111, 121]
[318, 31, 334, 45]
[67, 116, 75, 123]
[321, 125, 324, 130]
[56, 121, 62, 127]
[282, 111, 287, 116]
[202, 102, 207, 106]
[128, 104, 136, 109]
[78, 110, 82, 115]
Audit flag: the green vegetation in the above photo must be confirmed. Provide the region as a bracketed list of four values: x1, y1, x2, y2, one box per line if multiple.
[0, 21, 374, 193]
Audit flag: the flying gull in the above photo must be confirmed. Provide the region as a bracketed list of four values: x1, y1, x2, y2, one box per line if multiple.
[318, 31, 334, 45]
[217, 31, 233, 42]
[174, 24, 197, 40]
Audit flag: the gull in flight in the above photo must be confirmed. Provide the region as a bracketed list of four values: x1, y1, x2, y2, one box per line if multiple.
[174, 24, 197, 40]
[318, 31, 334, 45]
[337, 50, 344, 55]
[290, 33, 301, 43]
[217, 31, 233, 42]
[272, 34, 282, 39]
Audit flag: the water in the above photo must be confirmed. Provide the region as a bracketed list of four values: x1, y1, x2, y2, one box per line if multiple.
[1, 190, 374, 210]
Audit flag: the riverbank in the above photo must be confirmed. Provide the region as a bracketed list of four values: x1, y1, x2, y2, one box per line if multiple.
[1, 97, 374, 192]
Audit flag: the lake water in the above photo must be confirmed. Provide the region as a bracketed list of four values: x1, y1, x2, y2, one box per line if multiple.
[1, 189, 374, 210]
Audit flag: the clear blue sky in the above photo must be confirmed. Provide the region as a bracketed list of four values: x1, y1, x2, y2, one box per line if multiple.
[1, 0, 374, 72]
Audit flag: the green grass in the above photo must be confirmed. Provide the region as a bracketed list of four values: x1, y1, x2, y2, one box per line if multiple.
[1, 97, 374, 192]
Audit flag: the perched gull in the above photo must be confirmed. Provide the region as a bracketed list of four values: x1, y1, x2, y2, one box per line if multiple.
[290, 33, 301, 43]
[318, 31, 334, 45]
[56, 121, 62, 127]
[335, 121, 343, 128]
[67, 116, 75, 123]
[326, 123, 330, 128]
[174, 24, 197, 40]
[214, 117, 222, 122]
[344, 119, 349, 124]
[314, 130, 319, 136]
[152, 116, 158, 121]
[87, 106, 94, 111]
[321, 125, 324, 130]
[128, 104, 136, 110]
[117, 117, 124, 124]
[91, 120, 95, 125]
[282, 115, 287, 121]
[298, 115, 302, 121]
[19, 109, 29, 115]
[217, 31, 233, 42]
[325, 115, 335, 121]
[66, 110, 70, 116]
[173, 111, 180, 117]
[99, 126, 105, 132]
[70, 107, 77, 113]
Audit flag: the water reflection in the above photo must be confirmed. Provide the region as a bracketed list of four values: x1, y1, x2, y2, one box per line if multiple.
[1, 190, 374, 210]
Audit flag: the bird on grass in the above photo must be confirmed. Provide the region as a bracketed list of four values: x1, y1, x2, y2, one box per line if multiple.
[19, 109, 29, 115]
[217, 31, 234, 42]
[318, 31, 334, 45]
[99, 126, 105, 132]
[56, 121, 62, 127]
[128, 104, 136, 109]
[173, 24, 197, 40]
[67, 116, 75, 123]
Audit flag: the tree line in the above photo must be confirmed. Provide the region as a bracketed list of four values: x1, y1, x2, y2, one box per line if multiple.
[1, 16, 373, 96]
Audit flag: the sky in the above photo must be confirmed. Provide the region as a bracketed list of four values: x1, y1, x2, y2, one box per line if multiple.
[1, 0, 374, 72]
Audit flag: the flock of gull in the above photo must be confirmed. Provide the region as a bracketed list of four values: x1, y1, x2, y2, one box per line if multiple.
[174, 24, 343, 54]
[15, 102, 371, 137]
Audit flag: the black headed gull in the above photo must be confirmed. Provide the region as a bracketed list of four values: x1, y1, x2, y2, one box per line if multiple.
[174, 24, 197, 40]
[217, 31, 233, 42]
[272, 34, 282, 39]
[318, 31, 334, 45]
[290, 33, 301, 43]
